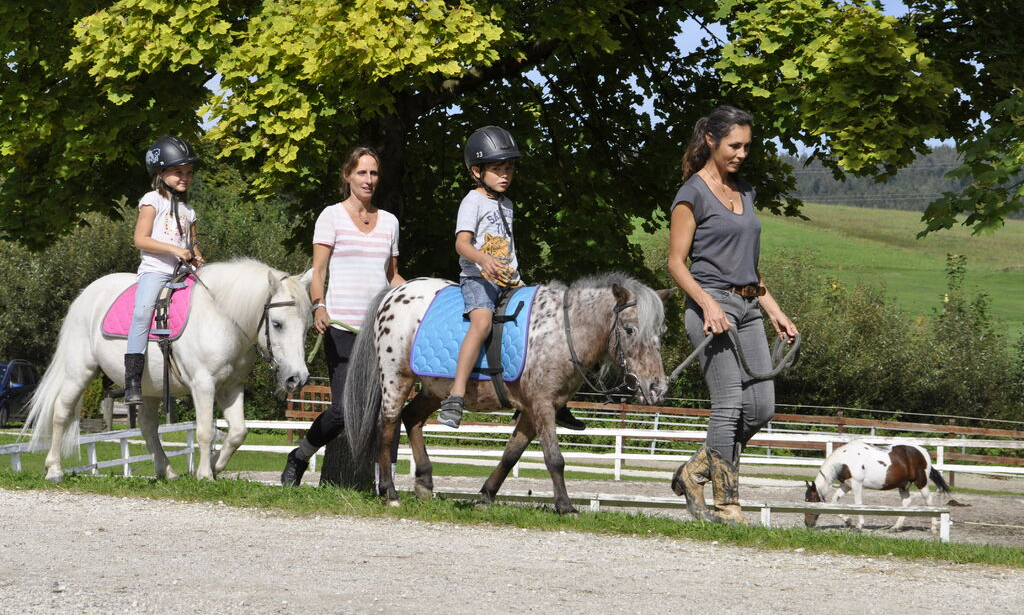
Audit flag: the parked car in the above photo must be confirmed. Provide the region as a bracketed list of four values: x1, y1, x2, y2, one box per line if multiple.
[0, 359, 40, 427]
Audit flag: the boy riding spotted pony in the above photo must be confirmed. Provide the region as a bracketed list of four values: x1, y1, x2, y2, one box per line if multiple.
[437, 126, 585, 431]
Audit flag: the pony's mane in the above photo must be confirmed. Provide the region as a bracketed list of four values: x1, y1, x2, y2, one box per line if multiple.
[567, 272, 665, 340]
[196, 258, 289, 324]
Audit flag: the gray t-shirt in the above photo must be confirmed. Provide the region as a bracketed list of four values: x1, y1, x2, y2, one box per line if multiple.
[455, 189, 521, 285]
[670, 174, 761, 288]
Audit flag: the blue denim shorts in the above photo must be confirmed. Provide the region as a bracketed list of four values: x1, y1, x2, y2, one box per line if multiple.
[460, 276, 499, 315]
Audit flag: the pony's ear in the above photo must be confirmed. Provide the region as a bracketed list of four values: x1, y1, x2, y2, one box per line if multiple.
[612, 283, 632, 305]
[298, 268, 314, 289]
[655, 288, 676, 303]
[267, 270, 283, 293]
[805, 481, 812, 488]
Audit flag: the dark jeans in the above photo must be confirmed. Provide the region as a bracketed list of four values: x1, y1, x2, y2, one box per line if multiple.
[306, 327, 356, 449]
[685, 289, 775, 464]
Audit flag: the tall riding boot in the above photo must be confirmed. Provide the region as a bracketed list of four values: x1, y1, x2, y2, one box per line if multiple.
[124, 353, 145, 405]
[671, 445, 712, 521]
[707, 448, 748, 525]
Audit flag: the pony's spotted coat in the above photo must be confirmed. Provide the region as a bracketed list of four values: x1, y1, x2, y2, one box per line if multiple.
[343, 274, 671, 513]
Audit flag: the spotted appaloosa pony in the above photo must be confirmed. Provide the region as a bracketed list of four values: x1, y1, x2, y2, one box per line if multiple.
[26, 259, 312, 482]
[804, 440, 951, 534]
[343, 274, 671, 514]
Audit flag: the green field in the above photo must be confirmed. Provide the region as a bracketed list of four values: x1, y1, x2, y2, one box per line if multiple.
[640, 203, 1024, 338]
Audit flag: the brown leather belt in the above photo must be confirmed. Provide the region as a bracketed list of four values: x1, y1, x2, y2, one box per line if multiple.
[727, 285, 766, 297]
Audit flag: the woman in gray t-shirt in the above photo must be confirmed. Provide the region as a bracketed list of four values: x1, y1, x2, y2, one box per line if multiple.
[666, 106, 799, 524]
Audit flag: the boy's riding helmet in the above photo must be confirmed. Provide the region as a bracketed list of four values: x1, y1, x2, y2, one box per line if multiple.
[145, 135, 200, 176]
[463, 126, 522, 172]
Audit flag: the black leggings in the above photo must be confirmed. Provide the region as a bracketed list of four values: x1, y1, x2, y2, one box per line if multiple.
[305, 328, 355, 449]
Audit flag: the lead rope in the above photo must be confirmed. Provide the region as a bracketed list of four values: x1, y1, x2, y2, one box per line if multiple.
[306, 319, 360, 363]
[669, 329, 802, 383]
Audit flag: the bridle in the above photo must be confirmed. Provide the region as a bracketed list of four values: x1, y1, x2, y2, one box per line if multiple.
[562, 288, 646, 404]
[255, 280, 299, 366]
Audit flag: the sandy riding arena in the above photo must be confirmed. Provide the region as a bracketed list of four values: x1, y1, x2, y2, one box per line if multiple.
[1, 471, 1021, 614]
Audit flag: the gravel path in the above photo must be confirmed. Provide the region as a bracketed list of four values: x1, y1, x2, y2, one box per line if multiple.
[1, 486, 1021, 614]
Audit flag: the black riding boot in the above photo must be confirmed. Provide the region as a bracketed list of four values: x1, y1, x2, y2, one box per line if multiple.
[123, 353, 145, 405]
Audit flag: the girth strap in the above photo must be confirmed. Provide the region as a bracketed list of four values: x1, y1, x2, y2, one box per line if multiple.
[472, 286, 523, 408]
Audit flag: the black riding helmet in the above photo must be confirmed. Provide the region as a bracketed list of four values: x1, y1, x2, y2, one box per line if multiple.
[145, 135, 200, 176]
[463, 126, 522, 172]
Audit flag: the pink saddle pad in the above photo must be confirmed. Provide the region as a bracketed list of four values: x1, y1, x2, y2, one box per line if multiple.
[101, 276, 195, 341]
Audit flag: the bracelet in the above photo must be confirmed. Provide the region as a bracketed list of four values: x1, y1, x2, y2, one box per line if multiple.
[311, 303, 327, 312]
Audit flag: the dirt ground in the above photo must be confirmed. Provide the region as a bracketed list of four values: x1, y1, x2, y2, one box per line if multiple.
[1, 485, 1022, 615]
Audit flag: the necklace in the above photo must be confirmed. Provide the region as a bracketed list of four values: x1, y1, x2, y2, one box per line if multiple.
[345, 201, 374, 225]
[702, 171, 739, 212]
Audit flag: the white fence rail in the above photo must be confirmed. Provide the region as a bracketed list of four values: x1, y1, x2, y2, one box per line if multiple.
[3, 420, 1020, 480]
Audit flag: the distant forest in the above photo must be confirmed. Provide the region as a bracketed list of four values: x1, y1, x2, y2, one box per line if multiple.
[783, 146, 1023, 217]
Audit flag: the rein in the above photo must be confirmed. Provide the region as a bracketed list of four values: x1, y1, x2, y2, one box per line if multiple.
[668, 329, 802, 383]
[562, 288, 642, 404]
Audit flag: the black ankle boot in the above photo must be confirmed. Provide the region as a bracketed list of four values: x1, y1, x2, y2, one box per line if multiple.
[123, 353, 145, 405]
[281, 448, 310, 486]
[555, 406, 586, 430]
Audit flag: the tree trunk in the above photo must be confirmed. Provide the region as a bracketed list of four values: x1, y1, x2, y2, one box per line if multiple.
[361, 111, 408, 224]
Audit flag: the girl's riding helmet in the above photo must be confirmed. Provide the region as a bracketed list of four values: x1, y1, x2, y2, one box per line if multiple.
[463, 126, 522, 171]
[145, 135, 200, 176]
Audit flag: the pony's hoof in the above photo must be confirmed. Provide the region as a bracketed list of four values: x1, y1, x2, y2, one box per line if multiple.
[413, 484, 434, 500]
[45, 472, 64, 484]
[386, 498, 401, 508]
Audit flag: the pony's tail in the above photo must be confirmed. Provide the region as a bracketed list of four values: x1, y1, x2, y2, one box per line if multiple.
[341, 288, 390, 462]
[23, 322, 82, 458]
[929, 467, 951, 494]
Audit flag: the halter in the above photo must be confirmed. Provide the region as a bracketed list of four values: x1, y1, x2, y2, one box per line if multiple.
[255, 278, 298, 366]
[562, 288, 643, 404]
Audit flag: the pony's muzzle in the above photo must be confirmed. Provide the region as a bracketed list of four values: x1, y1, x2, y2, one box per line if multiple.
[283, 371, 309, 393]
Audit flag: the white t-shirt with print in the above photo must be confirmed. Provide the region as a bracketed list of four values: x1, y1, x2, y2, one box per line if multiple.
[313, 203, 400, 329]
[136, 190, 197, 277]
[454, 189, 521, 285]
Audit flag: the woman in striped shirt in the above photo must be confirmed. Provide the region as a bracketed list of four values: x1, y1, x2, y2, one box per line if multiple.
[281, 146, 405, 486]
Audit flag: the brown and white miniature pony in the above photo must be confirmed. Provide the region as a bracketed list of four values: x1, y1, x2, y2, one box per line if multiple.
[342, 274, 671, 514]
[804, 440, 950, 534]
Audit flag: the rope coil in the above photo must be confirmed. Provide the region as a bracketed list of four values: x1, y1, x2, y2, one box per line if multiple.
[669, 330, 801, 383]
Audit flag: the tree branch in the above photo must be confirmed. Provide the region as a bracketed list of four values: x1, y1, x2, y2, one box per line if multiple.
[405, 37, 561, 121]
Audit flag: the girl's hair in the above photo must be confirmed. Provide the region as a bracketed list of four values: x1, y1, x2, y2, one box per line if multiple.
[680, 105, 753, 180]
[152, 170, 189, 201]
[339, 146, 381, 199]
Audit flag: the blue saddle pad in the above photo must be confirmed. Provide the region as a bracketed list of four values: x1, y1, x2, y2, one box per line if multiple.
[410, 285, 539, 381]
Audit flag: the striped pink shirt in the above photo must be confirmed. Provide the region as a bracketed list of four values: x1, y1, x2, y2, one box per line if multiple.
[313, 203, 399, 328]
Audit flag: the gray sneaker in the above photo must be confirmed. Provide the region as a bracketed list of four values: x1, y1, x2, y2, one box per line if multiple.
[437, 395, 465, 428]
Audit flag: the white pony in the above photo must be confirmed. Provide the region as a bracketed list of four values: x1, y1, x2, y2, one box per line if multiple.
[25, 258, 313, 482]
[804, 440, 951, 534]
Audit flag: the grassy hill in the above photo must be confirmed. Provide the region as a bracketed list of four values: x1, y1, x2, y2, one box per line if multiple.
[637, 202, 1024, 339]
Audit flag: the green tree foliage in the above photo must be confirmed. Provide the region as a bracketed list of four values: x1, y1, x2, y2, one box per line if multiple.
[3, 0, 1015, 273]
[906, 0, 1024, 235]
